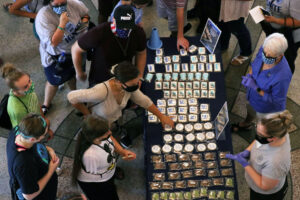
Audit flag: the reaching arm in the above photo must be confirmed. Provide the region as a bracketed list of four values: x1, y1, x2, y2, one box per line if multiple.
[110, 136, 136, 160]
[147, 104, 174, 128]
[265, 16, 300, 28]
[8, 0, 37, 18]
[176, 7, 189, 50]
[135, 49, 147, 79]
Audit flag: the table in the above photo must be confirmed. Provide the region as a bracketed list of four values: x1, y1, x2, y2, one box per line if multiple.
[143, 36, 239, 200]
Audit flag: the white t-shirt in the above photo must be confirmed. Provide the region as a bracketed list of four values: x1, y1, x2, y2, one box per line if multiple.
[77, 138, 116, 182]
[35, 0, 89, 67]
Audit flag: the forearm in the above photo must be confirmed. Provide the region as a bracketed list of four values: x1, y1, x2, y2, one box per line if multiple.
[135, 49, 146, 78]
[51, 24, 66, 47]
[245, 166, 264, 189]
[110, 136, 125, 155]
[72, 42, 85, 75]
[246, 141, 255, 151]
[176, 7, 185, 38]
[147, 104, 164, 120]
[9, 9, 36, 18]
[71, 103, 91, 116]
[272, 17, 300, 28]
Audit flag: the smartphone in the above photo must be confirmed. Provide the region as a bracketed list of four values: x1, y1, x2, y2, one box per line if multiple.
[260, 8, 270, 16]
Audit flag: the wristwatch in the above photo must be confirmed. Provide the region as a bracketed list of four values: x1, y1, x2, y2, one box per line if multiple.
[256, 87, 261, 93]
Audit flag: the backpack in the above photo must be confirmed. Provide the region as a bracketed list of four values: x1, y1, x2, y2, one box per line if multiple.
[0, 94, 13, 130]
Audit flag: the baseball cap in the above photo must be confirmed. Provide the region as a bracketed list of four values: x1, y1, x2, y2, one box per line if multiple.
[114, 5, 135, 29]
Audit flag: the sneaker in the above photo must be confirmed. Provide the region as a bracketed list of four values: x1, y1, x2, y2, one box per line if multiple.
[120, 135, 132, 149]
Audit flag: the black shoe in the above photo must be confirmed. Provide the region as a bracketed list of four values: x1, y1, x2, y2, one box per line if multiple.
[187, 8, 197, 19]
[120, 135, 132, 149]
[184, 23, 192, 34]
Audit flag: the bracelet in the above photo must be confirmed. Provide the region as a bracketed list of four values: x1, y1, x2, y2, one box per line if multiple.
[57, 26, 64, 31]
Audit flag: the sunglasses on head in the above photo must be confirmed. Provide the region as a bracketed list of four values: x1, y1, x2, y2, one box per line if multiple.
[103, 143, 116, 163]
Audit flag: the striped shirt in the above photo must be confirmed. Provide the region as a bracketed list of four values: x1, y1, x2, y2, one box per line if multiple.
[162, 0, 187, 9]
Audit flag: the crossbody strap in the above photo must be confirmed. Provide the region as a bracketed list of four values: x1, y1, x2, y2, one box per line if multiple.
[88, 82, 109, 109]
[13, 96, 29, 113]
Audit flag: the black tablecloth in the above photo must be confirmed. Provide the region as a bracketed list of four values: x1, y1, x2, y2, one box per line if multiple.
[142, 36, 239, 200]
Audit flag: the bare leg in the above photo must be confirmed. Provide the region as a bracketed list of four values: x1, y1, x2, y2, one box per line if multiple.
[67, 77, 76, 91]
[43, 81, 58, 107]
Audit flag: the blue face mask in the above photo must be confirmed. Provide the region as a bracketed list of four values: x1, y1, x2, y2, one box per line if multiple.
[116, 28, 131, 38]
[52, 3, 67, 15]
[262, 51, 276, 65]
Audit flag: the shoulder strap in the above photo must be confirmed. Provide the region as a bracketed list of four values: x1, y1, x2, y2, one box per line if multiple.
[88, 82, 109, 109]
[13, 96, 29, 113]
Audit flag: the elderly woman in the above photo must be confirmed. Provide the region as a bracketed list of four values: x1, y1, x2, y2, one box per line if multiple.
[227, 110, 292, 200]
[35, 0, 89, 114]
[260, 0, 300, 74]
[232, 33, 292, 132]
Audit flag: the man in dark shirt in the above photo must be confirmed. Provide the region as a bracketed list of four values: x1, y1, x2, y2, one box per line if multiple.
[6, 114, 58, 200]
[72, 5, 146, 87]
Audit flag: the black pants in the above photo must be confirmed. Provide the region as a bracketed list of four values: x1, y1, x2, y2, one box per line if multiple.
[77, 178, 119, 200]
[250, 177, 288, 200]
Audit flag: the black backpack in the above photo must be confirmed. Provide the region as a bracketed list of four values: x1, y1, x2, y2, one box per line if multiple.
[0, 94, 13, 130]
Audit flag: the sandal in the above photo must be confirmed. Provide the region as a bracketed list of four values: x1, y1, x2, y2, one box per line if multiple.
[231, 122, 253, 133]
[114, 166, 125, 180]
[41, 105, 51, 115]
[230, 55, 249, 66]
[3, 3, 12, 12]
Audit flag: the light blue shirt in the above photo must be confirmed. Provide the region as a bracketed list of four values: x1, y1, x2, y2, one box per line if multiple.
[110, 1, 143, 24]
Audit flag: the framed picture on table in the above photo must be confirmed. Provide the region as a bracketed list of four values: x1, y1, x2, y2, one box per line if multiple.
[200, 18, 222, 54]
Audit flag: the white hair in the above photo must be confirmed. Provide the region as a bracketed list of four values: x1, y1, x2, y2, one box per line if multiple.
[263, 33, 288, 56]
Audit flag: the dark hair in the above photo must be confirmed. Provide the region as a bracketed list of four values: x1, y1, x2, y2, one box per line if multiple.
[18, 113, 47, 139]
[132, 0, 150, 5]
[112, 61, 139, 83]
[71, 115, 109, 185]
[60, 192, 85, 200]
[43, 0, 51, 5]
[1, 63, 28, 90]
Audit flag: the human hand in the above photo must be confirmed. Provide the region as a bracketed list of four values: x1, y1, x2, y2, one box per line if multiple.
[242, 74, 258, 90]
[47, 146, 59, 162]
[264, 15, 276, 23]
[76, 72, 87, 82]
[226, 153, 249, 167]
[160, 115, 175, 129]
[59, 12, 69, 27]
[237, 150, 250, 159]
[49, 157, 60, 173]
[177, 36, 189, 51]
[121, 150, 136, 161]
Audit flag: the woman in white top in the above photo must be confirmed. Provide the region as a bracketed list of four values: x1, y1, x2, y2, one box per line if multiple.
[67, 61, 174, 128]
[72, 115, 135, 200]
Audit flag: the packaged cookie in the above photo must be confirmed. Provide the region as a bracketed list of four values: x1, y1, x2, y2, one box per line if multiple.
[201, 90, 208, 98]
[209, 54, 216, 63]
[199, 55, 207, 63]
[168, 172, 181, 180]
[164, 73, 171, 81]
[175, 181, 186, 189]
[219, 151, 230, 159]
[165, 154, 177, 162]
[212, 178, 224, 186]
[178, 90, 185, 98]
[188, 114, 198, 122]
[201, 81, 208, 90]
[191, 189, 200, 199]
[153, 162, 166, 170]
[182, 63, 189, 72]
[184, 192, 192, 200]
[171, 91, 178, 98]
[162, 182, 173, 190]
[151, 193, 159, 200]
[155, 56, 163, 64]
[151, 145, 161, 154]
[163, 134, 173, 143]
[150, 182, 161, 190]
[220, 159, 232, 167]
[208, 169, 220, 177]
[221, 168, 233, 176]
[207, 161, 218, 169]
[209, 90, 216, 98]
[179, 107, 188, 115]
[197, 63, 205, 72]
[226, 191, 235, 199]
[186, 133, 195, 142]
[153, 173, 165, 181]
[208, 190, 216, 199]
[214, 62, 221, 72]
[167, 99, 177, 107]
[200, 103, 209, 111]
[204, 122, 213, 130]
[155, 73, 163, 82]
[200, 188, 208, 198]
[162, 144, 172, 153]
[148, 115, 157, 123]
[216, 191, 225, 199]
[164, 56, 171, 64]
[181, 170, 193, 178]
[175, 192, 184, 199]
[155, 81, 162, 90]
[206, 63, 213, 72]
[190, 63, 197, 72]
[191, 154, 202, 162]
[204, 152, 216, 160]
[187, 73, 194, 81]
[158, 107, 166, 114]
[178, 82, 185, 90]
[206, 131, 215, 140]
[175, 123, 184, 132]
[165, 64, 173, 73]
[188, 98, 198, 106]
[180, 49, 188, 56]
[225, 178, 234, 187]
[172, 55, 180, 63]
[184, 144, 194, 153]
[156, 48, 163, 56]
[201, 113, 211, 121]
[151, 155, 162, 163]
[169, 163, 181, 171]
[167, 107, 176, 115]
[169, 193, 176, 200]
[202, 72, 209, 81]
[178, 115, 187, 123]
[145, 73, 154, 83]
[170, 81, 177, 90]
[209, 81, 215, 90]
[194, 168, 206, 176]
[194, 89, 201, 98]
[182, 162, 193, 170]
[195, 72, 201, 80]
[173, 63, 180, 72]
[190, 55, 198, 63]
[193, 81, 200, 89]
[169, 115, 178, 122]
[194, 123, 203, 131]
[157, 99, 166, 107]
[189, 106, 198, 114]
[172, 72, 179, 80]
[186, 82, 193, 89]
[186, 90, 193, 98]
[187, 180, 198, 188]
[196, 133, 205, 142]
[162, 92, 170, 100]
[180, 73, 187, 81]
[198, 47, 206, 54]
[207, 142, 217, 151]
[160, 192, 168, 200]
[196, 144, 206, 152]
[178, 154, 190, 161]
[189, 45, 198, 53]
[200, 179, 212, 187]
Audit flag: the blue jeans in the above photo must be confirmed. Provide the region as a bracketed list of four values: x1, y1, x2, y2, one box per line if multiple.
[218, 17, 252, 56]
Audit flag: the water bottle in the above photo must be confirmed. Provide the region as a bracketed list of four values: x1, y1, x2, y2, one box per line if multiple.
[58, 52, 66, 63]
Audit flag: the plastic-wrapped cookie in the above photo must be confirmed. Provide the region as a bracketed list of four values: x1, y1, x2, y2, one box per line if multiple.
[175, 123, 184, 132]
[209, 90, 216, 98]
[189, 106, 198, 114]
[209, 81, 215, 90]
[188, 114, 198, 122]
[189, 45, 197, 53]
[193, 81, 200, 89]
[169, 115, 178, 122]
[170, 81, 177, 90]
[164, 56, 171, 64]
[145, 73, 154, 83]
[194, 169, 206, 176]
[156, 48, 163, 56]
[178, 107, 188, 114]
[155, 56, 163, 64]
[206, 63, 213, 72]
[220, 159, 232, 167]
[181, 170, 193, 178]
[148, 115, 157, 123]
[174, 134, 184, 142]
[194, 90, 201, 98]
[150, 182, 161, 190]
[196, 132, 205, 142]
[164, 154, 176, 162]
[173, 63, 180, 72]
[169, 163, 181, 171]
[180, 49, 188, 56]
[206, 131, 215, 140]
[195, 72, 201, 80]
[167, 99, 177, 106]
[182, 63, 189, 72]
[195, 161, 206, 169]
[164, 73, 171, 81]
[194, 123, 203, 131]
[207, 161, 218, 169]
[165, 64, 172, 73]
[198, 63, 205, 72]
[221, 168, 233, 176]
[178, 82, 185, 90]
[168, 172, 181, 180]
[187, 73, 194, 81]
[219, 151, 230, 159]
[175, 181, 186, 189]
[199, 55, 207, 63]
[182, 162, 193, 170]
[225, 178, 234, 187]
[204, 122, 213, 130]
[190, 55, 198, 63]
[152, 192, 159, 200]
[178, 154, 190, 161]
[184, 144, 194, 153]
[209, 54, 216, 63]
[172, 72, 179, 80]
[188, 98, 197, 106]
[164, 91, 170, 98]
[164, 124, 173, 132]
[202, 72, 209, 81]
[171, 91, 178, 98]
[162, 144, 172, 153]
[198, 47, 206, 54]
[155, 81, 162, 90]
[201, 113, 211, 121]
[152, 145, 161, 154]
[200, 179, 211, 187]
[173, 143, 183, 152]
[184, 191, 192, 199]
[200, 103, 209, 111]
[178, 99, 187, 106]
[201, 81, 208, 90]
[186, 133, 195, 142]
[172, 55, 180, 63]
[184, 123, 194, 132]
[208, 169, 220, 177]
[186, 90, 193, 98]
[147, 64, 155, 73]
[214, 62, 221, 72]
[178, 115, 187, 122]
[153, 173, 165, 181]
[157, 99, 166, 107]
[153, 162, 166, 170]
[156, 73, 163, 81]
[151, 155, 162, 163]
[158, 107, 166, 114]
[163, 134, 173, 143]
[179, 73, 186, 81]
[191, 154, 202, 162]
[186, 82, 193, 89]
[201, 90, 208, 98]
[196, 144, 206, 152]
[179, 90, 185, 98]
[205, 152, 216, 160]
[190, 63, 197, 72]
[187, 180, 198, 188]
[162, 182, 174, 190]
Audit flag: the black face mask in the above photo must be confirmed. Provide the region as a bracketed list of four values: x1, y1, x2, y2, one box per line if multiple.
[255, 134, 272, 144]
[122, 83, 139, 92]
